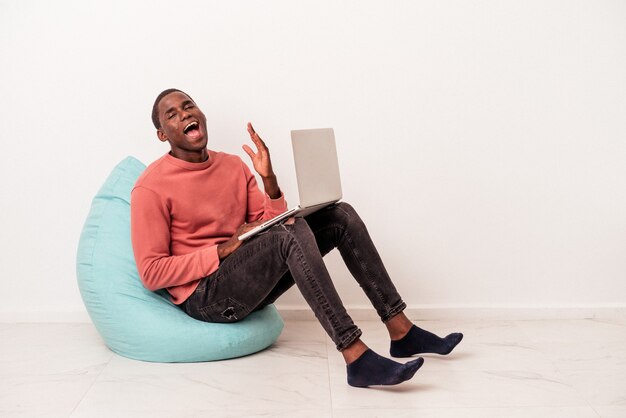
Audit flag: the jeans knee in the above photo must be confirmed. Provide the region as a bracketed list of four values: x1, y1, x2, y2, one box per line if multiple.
[286, 218, 321, 251]
[331, 202, 363, 229]
[335, 202, 356, 217]
[292, 217, 315, 238]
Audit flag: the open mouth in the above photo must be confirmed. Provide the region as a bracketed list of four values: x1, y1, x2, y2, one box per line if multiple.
[183, 121, 202, 140]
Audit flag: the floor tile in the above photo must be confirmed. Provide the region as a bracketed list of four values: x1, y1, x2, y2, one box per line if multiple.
[328, 367, 589, 409]
[594, 406, 626, 418]
[515, 319, 626, 344]
[0, 323, 112, 375]
[0, 323, 112, 416]
[72, 407, 332, 418]
[71, 340, 331, 416]
[333, 406, 600, 418]
[560, 370, 626, 407]
[531, 339, 626, 372]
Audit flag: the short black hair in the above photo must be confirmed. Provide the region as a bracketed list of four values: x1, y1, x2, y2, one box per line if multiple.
[151, 88, 194, 129]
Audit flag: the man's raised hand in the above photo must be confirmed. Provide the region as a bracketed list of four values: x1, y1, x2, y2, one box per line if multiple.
[242, 122, 281, 199]
[242, 122, 275, 179]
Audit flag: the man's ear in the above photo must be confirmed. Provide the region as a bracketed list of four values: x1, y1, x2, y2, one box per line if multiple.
[157, 129, 168, 143]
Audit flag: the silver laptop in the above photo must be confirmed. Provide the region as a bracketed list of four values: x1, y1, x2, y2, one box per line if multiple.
[238, 128, 342, 241]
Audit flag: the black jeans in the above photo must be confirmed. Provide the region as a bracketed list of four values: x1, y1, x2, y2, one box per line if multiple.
[181, 202, 406, 351]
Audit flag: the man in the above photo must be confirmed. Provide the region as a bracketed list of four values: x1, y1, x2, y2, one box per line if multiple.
[131, 88, 463, 387]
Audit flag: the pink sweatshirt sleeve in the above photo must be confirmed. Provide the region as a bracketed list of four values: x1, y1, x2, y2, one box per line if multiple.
[130, 186, 220, 291]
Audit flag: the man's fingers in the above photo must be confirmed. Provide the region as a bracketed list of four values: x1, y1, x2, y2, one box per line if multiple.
[247, 122, 267, 149]
[239, 220, 264, 234]
[247, 123, 259, 141]
[242, 144, 256, 159]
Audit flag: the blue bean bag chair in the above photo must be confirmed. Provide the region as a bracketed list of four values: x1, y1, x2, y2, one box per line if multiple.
[76, 156, 284, 362]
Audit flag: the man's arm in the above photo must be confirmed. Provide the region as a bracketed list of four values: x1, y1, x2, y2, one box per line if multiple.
[242, 122, 281, 199]
[212, 123, 289, 260]
[211, 122, 287, 260]
[131, 186, 220, 291]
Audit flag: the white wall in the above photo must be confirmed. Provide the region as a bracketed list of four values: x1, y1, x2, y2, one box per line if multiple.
[1, 0, 625, 319]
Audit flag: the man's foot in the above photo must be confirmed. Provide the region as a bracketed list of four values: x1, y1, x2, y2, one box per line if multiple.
[390, 325, 463, 357]
[347, 349, 424, 387]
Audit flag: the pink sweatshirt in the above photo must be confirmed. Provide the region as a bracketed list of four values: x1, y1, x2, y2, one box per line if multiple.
[130, 150, 287, 304]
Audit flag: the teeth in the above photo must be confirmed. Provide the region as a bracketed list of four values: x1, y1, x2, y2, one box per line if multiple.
[184, 122, 198, 132]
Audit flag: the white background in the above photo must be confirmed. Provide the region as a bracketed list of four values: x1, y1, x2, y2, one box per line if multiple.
[1, 0, 625, 319]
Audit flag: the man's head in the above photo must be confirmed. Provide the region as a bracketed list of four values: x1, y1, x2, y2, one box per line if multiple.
[152, 88, 189, 129]
[152, 89, 208, 161]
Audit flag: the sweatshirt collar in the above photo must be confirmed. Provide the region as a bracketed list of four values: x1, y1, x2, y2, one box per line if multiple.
[164, 150, 214, 171]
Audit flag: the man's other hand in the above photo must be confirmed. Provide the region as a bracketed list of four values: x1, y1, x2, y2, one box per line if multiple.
[217, 220, 264, 260]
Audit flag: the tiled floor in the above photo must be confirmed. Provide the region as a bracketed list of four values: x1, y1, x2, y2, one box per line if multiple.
[1, 318, 625, 417]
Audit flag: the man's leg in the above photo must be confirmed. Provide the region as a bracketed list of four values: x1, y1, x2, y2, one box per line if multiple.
[303, 202, 463, 357]
[304, 202, 406, 321]
[256, 202, 405, 317]
[182, 218, 363, 349]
